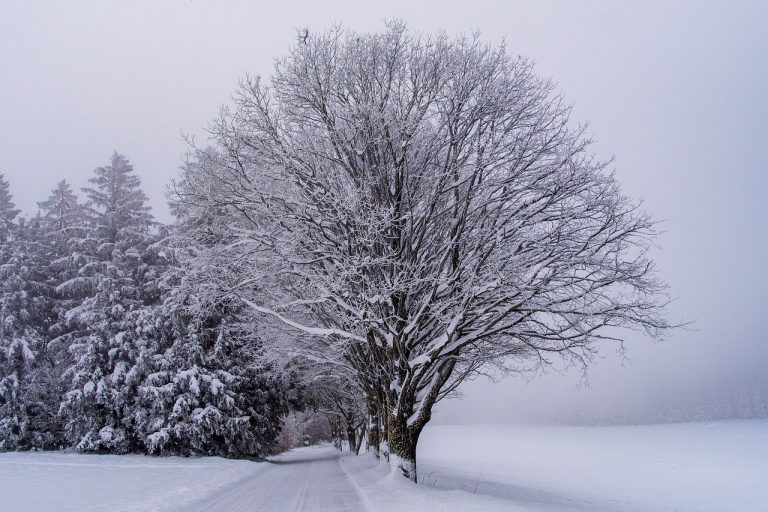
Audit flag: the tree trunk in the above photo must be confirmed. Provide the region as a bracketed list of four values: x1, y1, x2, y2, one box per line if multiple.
[366, 403, 380, 458]
[380, 425, 390, 460]
[379, 401, 390, 461]
[384, 362, 450, 482]
[387, 413, 421, 482]
[346, 424, 357, 452]
[327, 416, 343, 450]
[354, 422, 366, 455]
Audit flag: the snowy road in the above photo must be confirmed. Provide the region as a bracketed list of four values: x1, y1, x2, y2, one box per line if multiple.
[189, 446, 365, 512]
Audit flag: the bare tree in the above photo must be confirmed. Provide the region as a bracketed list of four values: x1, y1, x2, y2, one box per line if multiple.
[175, 22, 672, 481]
[315, 376, 366, 452]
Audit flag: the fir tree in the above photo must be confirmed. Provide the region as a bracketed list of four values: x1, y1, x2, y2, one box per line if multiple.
[59, 153, 163, 452]
[0, 176, 55, 449]
[139, 288, 286, 457]
[136, 173, 288, 457]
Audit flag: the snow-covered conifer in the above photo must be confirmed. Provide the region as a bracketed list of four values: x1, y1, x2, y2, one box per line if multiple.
[0, 176, 56, 449]
[58, 153, 164, 452]
[136, 181, 287, 457]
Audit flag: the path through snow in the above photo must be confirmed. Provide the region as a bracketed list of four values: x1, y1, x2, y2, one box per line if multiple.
[188, 446, 365, 512]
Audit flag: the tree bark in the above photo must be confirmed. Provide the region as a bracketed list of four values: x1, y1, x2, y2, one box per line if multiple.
[387, 413, 421, 482]
[379, 399, 390, 460]
[384, 360, 452, 482]
[346, 424, 357, 452]
[354, 422, 366, 455]
[366, 403, 380, 458]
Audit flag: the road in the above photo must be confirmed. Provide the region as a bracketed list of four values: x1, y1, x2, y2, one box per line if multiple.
[189, 446, 366, 512]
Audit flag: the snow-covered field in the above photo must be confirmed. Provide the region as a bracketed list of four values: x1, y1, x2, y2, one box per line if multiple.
[1, 419, 766, 512]
[0, 452, 265, 512]
[417, 419, 768, 512]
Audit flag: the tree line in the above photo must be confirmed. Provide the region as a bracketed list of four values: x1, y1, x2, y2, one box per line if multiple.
[0, 154, 290, 456]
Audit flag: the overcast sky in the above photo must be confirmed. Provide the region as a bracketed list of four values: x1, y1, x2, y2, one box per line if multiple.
[1, 0, 766, 424]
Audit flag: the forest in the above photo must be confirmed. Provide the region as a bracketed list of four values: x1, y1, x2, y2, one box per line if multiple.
[0, 154, 294, 458]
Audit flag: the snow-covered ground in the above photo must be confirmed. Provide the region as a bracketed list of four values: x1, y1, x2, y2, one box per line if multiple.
[0, 451, 265, 512]
[1, 419, 767, 512]
[340, 452, 521, 512]
[417, 419, 768, 512]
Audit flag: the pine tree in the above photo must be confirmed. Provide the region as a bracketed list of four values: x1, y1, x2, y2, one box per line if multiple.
[40, 180, 91, 343]
[3, 181, 96, 450]
[0, 174, 19, 244]
[0, 174, 27, 448]
[82, 152, 153, 247]
[138, 287, 286, 457]
[136, 172, 288, 457]
[58, 153, 164, 452]
[0, 175, 54, 449]
[2, 156, 288, 455]
[38, 180, 90, 273]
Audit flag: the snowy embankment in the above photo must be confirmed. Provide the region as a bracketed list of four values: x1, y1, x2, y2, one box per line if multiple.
[341, 453, 523, 512]
[0, 452, 265, 512]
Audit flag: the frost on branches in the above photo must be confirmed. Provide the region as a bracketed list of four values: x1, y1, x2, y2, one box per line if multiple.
[175, 23, 673, 481]
[137, 196, 289, 458]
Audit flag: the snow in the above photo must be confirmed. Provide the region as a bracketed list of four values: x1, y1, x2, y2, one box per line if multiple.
[2, 419, 766, 512]
[189, 446, 364, 511]
[341, 451, 523, 512]
[0, 452, 264, 512]
[8, 337, 35, 361]
[416, 419, 768, 512]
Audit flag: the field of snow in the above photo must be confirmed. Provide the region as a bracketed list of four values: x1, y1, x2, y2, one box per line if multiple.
[417, 419, 768, 512]
[1, 419, 766, 512]
[0, 452, 265, 512]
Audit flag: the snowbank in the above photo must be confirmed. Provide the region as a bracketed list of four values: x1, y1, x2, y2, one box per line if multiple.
[0, 451, 264, 512]
[340, 451, 524, 512]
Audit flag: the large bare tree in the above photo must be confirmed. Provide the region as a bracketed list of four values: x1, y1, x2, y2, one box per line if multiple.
[174, 22, 672, 481]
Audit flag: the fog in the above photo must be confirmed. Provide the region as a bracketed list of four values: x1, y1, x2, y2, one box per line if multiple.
[1, 0, 766, 425]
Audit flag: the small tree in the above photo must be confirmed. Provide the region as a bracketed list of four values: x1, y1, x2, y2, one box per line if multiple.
[177, 23, 672, 481]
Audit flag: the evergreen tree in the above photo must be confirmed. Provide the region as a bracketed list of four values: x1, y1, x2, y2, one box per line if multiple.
[38, 180, 90, 273]
[58, 153, 164, 452]
[0, 174, 19, 244]
[139, 290, 286, 457]
[0, 174, 28, 448]
[2, 157, 289, 455]
[136, 170, 288, 457]
[40, 180, 91, 343]
[0, 176, 55, 449]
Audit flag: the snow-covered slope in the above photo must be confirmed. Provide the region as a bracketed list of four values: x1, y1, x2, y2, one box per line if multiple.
[417, 419, 768, 512]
